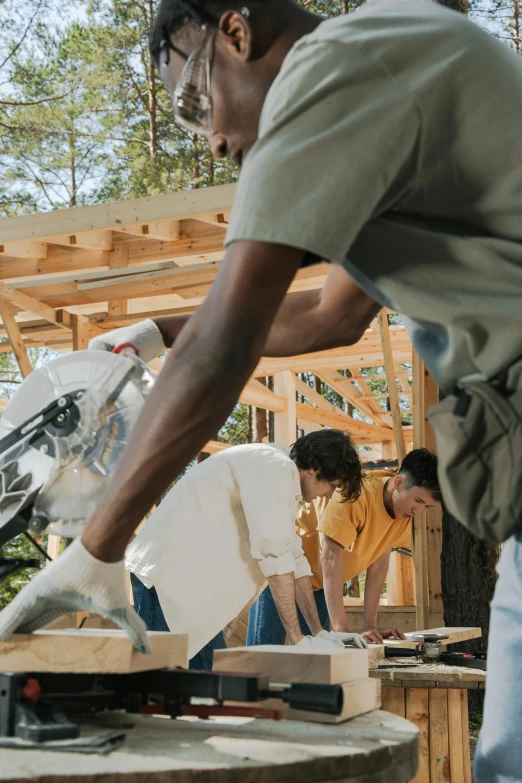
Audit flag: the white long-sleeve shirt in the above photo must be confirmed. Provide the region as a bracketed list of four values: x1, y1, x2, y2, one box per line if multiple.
[125, 443, 312, 658]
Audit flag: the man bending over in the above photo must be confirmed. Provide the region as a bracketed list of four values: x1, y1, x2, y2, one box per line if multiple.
[247, 449, 441, 646]
[126, 429, 366, 668]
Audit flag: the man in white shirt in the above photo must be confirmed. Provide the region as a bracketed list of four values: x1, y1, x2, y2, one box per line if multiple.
[126, 429, 365, 668]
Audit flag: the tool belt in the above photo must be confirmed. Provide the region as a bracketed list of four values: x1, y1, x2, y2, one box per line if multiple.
[427, 356, 522, 543]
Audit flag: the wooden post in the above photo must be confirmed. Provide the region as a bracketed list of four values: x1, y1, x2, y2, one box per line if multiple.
[72, 314, 90, 351]
[377, 312, 406, 462]
[0, 302, 33, 378]
[273, 371, 297, 447]
[424, 373, 443, 618]
[46, 535, 62, 564]
[378, 312, 414, 606]
[412, 351, 430, 629]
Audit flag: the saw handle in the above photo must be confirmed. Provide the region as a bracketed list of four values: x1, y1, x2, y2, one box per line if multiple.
[112, 343, 139, 357]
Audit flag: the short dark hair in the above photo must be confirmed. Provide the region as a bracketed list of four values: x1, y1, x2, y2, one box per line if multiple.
[398, 448, 441, 502]
[290, 429, 362, 502]
[151, 0, 259, 63]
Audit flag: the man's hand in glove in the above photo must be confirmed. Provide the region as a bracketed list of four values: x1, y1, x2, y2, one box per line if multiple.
[89, 319, 166, 363]
[294, 634, 346, 650]
[317, 629, 368, 649]
[0, 538, 150, 653]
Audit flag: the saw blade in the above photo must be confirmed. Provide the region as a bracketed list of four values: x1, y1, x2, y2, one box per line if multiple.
[0, 350, 155, 538]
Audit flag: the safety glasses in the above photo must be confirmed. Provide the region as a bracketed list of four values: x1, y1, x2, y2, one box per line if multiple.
[171, 30, 216, 136]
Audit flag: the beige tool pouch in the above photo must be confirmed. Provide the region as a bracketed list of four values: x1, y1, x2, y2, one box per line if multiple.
[427, 359, 522, 543]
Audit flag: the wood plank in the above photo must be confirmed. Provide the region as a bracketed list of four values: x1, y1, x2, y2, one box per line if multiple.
[146, 220, 181, 241]
[0, 241, 48, 259]
[428, 689, 450, 783]
[381, 684, 406, 717]
[0, 280, 57, 323]
[0, 183, 237, 243]
[461, 689, 472, 783]
[295, 374, 343, 414]
[294, 402, 394, 442]
[424, 370, 443, 617]
[447, 688, 465, 782]
[377, 312, 406, 462]
[274, 371, 297, 447]
[213, 645, 369, 684]
[0, 629, 188, 673]
[0, 300, 33, 377]
[9, 260, 175, 289]
[367, 627, 482, 665]
[238, 677, 381, 724]
[406, 688, 430, 783]
[201, 440, 231, 455]
[371, 664, 486, 688]
[46, 534, 62, 563]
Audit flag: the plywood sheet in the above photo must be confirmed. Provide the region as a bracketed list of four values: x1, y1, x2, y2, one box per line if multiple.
[214, 644, 368, 684]
[0, 629, 188, 673]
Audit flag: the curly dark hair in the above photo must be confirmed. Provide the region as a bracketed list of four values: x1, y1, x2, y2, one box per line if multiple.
[150, 0, 265, 63]
[290, 429, 362, 502]
[399, 448, 441, 502]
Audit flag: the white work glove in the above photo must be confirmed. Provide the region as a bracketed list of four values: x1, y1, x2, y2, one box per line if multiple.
[0, 538, 150, 654]
[88, 319, 166, 363]
[317, 629, 368, 649]
[294, 634, 346, 650]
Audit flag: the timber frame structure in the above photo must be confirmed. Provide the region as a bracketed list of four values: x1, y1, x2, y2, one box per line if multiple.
[0, 183, 442, 629]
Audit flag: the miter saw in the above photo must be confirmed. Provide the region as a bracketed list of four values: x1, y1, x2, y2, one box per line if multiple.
[0, 347, 155, 575]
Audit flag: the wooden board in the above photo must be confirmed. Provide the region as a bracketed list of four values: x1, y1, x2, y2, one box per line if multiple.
[0, 629, 188, 673]
[213, 645, 368, 684]
[367, 627, 482, 664]
[407, 688, 430, 783]
[371, 662, 486, 690]
[229, 677, 381, 725]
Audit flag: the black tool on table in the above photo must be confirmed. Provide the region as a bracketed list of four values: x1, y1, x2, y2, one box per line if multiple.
[0, 667, 344, 752]
[383, 633, 487, 670]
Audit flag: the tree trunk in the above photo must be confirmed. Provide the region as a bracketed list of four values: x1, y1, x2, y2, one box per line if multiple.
[348, 575, 360, 598]
[441, 508, 500, 714]
[437, 0, 468, 12]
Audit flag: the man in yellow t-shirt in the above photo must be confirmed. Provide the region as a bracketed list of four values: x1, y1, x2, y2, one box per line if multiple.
[247, 448, 440, 646]
[315, 449, 441, 644]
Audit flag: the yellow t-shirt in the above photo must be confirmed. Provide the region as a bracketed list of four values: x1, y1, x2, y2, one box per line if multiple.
[295, 472, 411, 590]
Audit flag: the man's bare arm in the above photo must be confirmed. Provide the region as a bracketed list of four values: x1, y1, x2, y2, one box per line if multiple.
[155, 264, 380, 357]
[295, 576, 323, 636]
[82, 240, 303, 561]
[267, 573, 304, 644]
[321, 535, 349, 632]
[361, 550, 406, 643]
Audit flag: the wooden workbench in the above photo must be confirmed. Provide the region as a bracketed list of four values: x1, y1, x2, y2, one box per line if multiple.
[371, 661, 486, 783]
[0, 710, 418, 783]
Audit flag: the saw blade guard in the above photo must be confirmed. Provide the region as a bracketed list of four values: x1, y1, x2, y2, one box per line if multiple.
[0, 350, 155, 539]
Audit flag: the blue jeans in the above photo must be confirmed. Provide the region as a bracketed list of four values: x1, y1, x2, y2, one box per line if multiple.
[474, 535, 522, 783]
[130, 573, 226, 671]
[247, 586, 330, 645]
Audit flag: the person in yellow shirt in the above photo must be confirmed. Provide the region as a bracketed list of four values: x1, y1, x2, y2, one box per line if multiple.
[317, 448, 441, 644]
[247, 448, 440, 646]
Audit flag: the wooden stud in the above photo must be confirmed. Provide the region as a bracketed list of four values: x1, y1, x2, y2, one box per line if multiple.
[146, 220, 181, 241]
[294, 403, 393, 442]
[377, 311, 406, 462]
[386, 551, 405, 606]
[428, 689, 450, 783]
[72, 314, 90, 351]
[0, 301, 33, 377]
[241, 378, 286, 413]
[413, 350, 430, 630]
[314, 367, 390, 426]
[273, 371, 297, 447]
[406, 688, 429, 783]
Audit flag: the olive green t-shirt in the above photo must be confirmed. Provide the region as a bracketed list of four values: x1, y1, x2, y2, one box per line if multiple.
[226, 0, 522, 392]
